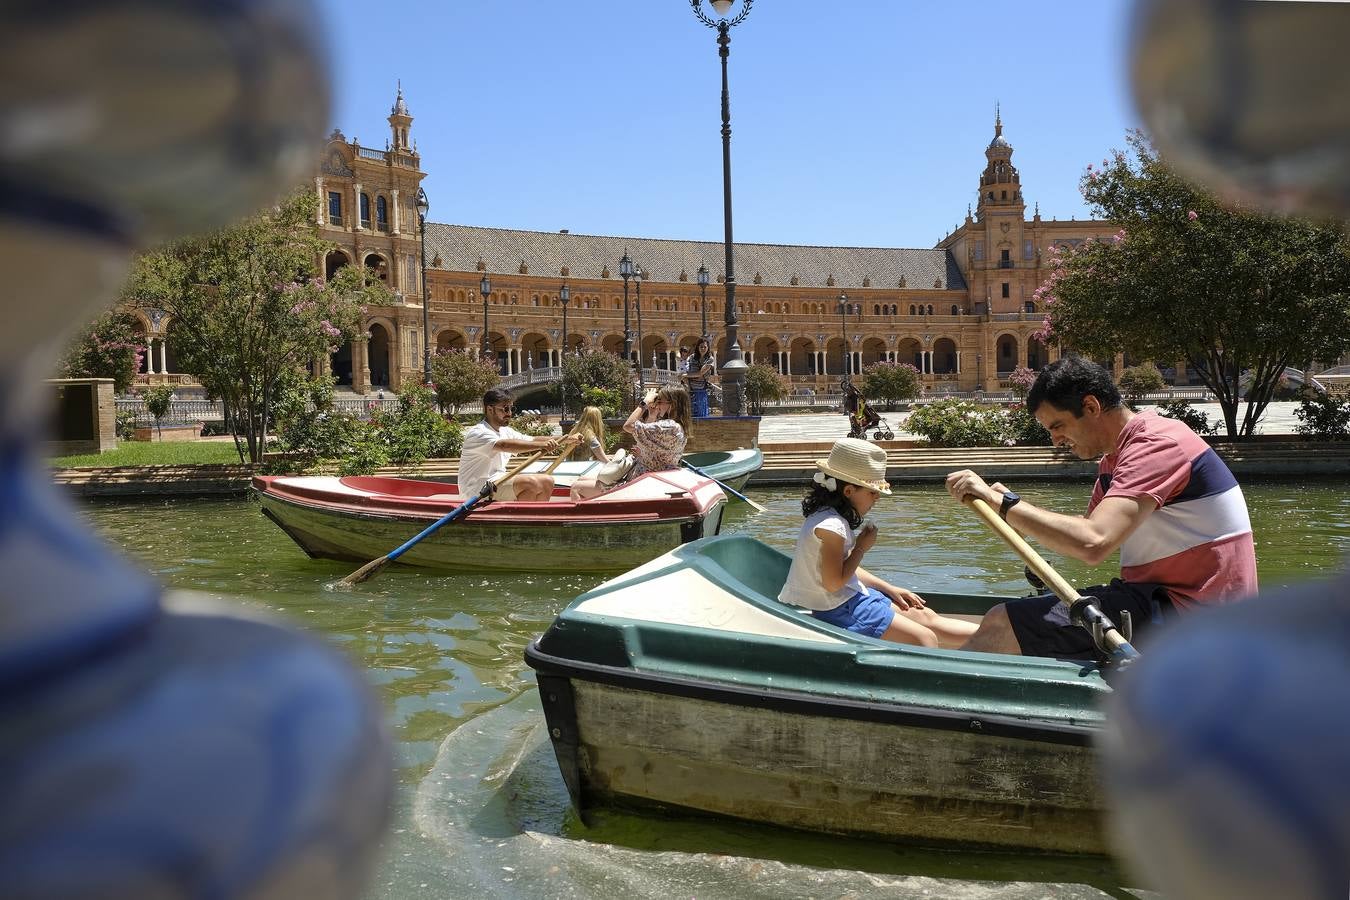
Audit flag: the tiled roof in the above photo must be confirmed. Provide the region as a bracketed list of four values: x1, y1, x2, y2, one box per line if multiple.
[423, 224, 966, 291]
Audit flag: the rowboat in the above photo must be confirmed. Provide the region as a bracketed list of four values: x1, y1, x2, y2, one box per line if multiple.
[254, 470, 726, 573]
[680, 448, 763, 491]
[525, 533, 1114, 854]
[522, 448, 763, 494]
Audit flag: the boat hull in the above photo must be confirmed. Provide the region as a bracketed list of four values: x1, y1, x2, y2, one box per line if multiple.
[531, 659, 1103, 854]
[525, 534, 1111, 853]
[255, 472, 725, 572]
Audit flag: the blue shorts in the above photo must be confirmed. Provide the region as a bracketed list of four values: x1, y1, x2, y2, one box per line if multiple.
[812, 588, 895, 638]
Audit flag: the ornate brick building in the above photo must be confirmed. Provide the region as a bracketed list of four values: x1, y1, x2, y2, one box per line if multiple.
[139, 92, 1122, 396]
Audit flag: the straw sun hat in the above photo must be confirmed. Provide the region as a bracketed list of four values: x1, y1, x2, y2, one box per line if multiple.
[815, 438, 891, 495]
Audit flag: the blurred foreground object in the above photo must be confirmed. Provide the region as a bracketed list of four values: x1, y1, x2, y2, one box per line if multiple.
[0, 1, 392, 897]
[1117, 5, 1350, 895]
[1131, 0, 1350, 216]
[1102, 573, 1350, 899]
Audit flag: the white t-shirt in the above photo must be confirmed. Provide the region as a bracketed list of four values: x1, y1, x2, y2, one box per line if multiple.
[777, 508, 865, 611]
[458, 421, 531, 498]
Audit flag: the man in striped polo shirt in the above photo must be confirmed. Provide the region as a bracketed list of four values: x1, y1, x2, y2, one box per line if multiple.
[946, 356, 1257, 658]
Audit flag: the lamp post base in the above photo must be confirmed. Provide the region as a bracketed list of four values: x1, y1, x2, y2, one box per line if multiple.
[719, 357, 748, 416]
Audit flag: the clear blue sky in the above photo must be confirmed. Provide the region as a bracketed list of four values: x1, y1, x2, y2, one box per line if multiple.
[317, 0, 1137, 249]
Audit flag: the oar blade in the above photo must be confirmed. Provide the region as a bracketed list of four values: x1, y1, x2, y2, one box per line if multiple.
[339, 554, 392, 587]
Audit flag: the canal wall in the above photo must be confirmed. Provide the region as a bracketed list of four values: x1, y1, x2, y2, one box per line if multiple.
[51, 440, 1350, 498]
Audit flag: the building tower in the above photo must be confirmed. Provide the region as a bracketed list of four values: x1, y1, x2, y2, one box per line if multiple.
[974, 108, 1028, 315]
[389, 81, 412, 151]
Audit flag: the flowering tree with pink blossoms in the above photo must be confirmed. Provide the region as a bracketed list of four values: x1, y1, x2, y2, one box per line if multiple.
[1038, 132, 1350, 438]
[123, 190, 385, 461]
[59, 307, 145, 394]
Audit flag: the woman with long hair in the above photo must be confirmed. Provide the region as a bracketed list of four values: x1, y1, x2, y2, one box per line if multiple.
[569, 387, 692, 499]
[685, 338, 716, 418]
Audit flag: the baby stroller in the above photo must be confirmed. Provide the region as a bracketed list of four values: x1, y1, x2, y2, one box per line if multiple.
[845, 387, 894, 441]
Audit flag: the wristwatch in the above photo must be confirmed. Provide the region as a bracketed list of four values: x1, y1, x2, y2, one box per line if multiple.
[999, 490, 1021, 521]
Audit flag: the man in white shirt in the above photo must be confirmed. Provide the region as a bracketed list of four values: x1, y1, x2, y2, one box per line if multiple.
[458, 389, 572, 501]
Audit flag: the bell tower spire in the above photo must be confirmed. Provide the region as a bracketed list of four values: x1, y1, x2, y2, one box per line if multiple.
[976, 105, 1023, 216]
[388, 81, 413, 152]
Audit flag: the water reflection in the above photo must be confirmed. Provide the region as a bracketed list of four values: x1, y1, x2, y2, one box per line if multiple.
[76, 479, 1349, 897]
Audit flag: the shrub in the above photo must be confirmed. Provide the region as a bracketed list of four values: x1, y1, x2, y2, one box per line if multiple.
[510, 409, 555, 437]
[1118, 363, 1166, 409]
[1157, 400, 1218, 436]
[1004, 403, 1052, 446]
[115, 409, 137, 441]
[1294, 392, 1350, 439]
[273, 373, 364, 469]
[580, 386, 623, 419]
[561, 350, 633, 416]
[744, 364, 789, 414]
[906, 399, 1009, 447]
[142, 384, 176, 438]
[367, 382, 464, 467]
[861, 362, 922, 409]
[430, 349, 501, 413]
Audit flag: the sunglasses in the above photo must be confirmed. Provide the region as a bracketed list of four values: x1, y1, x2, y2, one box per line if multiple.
[492, 405, 514, 414]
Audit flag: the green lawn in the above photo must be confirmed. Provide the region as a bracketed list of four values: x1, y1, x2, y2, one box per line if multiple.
[49, 441, 250, 468]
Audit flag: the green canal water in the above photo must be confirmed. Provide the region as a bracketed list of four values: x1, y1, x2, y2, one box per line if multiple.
[77, 480, 1350, 899]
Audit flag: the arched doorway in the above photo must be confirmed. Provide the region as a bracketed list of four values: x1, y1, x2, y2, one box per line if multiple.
[933, 338, 959, 375]
[996, 334, 1019, 375]
[1027, 337, 1047, 370]
[362, 252, 389, 283]
[788, 337, 815, 376]
[324, 250, 350, 281]
[367, 323, 391, 387]
[897, 338, 922, 371]
[436, 330, 467, 353]
[330, 341, 353, 386]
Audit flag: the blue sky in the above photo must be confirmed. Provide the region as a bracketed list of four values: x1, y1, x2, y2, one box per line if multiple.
[317, 0, 1137, 249]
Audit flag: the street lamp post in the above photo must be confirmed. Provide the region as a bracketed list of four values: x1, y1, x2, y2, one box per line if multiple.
[560, 281, 570, 416]
[480, 272, 492, 369]
[634, 267, 645, 391]
[697, 263, 710, 339]
[690, 0, 753, 415]
[618, 251, 634, 370]
[416, 188, 432, 386]
[838, 291, 850, 382]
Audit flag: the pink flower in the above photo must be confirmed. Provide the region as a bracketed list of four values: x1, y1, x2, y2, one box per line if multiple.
[1187, 210, 1198, 221]
[320, 319, 342, 338]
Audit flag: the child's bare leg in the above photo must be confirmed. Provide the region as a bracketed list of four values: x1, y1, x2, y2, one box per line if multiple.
[880, 609, 939, 648]
[898, 606, 980, 650]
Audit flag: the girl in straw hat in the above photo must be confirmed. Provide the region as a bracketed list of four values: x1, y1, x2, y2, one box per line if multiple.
[778, 438, 978, 648]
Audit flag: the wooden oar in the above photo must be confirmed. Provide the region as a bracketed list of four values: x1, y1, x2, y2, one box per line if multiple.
[964, 496, 1140, 664]
[680, 459, 767, 513]
[336, 445, 551, 586]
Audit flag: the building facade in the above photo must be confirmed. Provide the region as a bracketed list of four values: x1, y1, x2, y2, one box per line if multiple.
[136, 92, 1128, 396]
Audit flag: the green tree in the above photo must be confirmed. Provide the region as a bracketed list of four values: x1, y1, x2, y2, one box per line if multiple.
[861, 361, 922, 409]
[743, 363, 788, 414]
[124, 190, 386, 462]
[1118, 362, 1167, 409]
[367, 382, 463, 468]
[1039, 133, 1350, 438]
[59, 307, 144, 394]
[141, 383, 176, 440]
[430, 348, 500, 413]
[560, 350, 633, 416]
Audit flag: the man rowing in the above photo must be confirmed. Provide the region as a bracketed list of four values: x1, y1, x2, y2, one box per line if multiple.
[945, 356, 1257, 658]
[459, 388, 575, 501]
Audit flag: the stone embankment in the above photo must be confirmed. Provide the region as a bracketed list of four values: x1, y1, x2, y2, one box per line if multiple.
[50, 440, 1350, 498]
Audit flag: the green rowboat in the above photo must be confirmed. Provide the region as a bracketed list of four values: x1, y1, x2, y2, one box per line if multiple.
[525, 533, 1113, 854]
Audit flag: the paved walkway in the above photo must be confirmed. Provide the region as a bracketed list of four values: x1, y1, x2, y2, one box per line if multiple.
[756, 401, 1307, 444]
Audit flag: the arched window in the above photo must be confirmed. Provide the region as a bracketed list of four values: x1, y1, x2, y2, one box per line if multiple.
[375, 196, 388, 231]
[909, 305, 917, 315]
[926, 304, 934, 315]
[891, 305, 898, 315]
[951, 305, 959, 315]
[1025, 301, 1036, 313]
[873, 304, 880, 315]
[359, 193, 371, 228]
